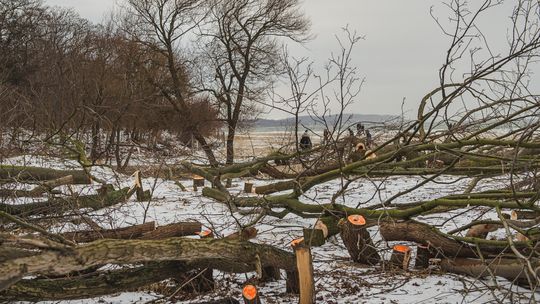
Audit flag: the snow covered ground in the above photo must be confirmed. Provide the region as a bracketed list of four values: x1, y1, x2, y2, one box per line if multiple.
[3, 154, 539, 303]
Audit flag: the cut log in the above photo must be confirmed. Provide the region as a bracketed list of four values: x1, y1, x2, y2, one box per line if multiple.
[339, 215, 381, 265]
[0, 262, 184, 301]
[140, 222, 202, 239]
[389, 244, 411, 270]
[0, 165, 91, 184]
[0, 187, 134, 217]
[379, 220, 478, 258]
[242, 284, 261, 304]
[60, 222, 156, 243]
[225, 227, 258, 241]
[440, 257, 538, 287]
[0, 237, 296, 291]
[465, 223, 499, 239]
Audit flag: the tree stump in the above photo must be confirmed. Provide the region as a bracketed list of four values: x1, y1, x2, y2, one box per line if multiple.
[291, 238, 315, 304]
[244, 182, 254, 193]
[415, 244, 435, 269]
[303, 228, 325, 247]
[242, 284, 261, 304]
[193, 175, 205, 190]
[339, 215, 380, 265]
[389, 244, 412, 270]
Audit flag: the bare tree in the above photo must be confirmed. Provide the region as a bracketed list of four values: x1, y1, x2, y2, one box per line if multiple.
[122, 0, 219, 165]
[196, 0, 311, 167]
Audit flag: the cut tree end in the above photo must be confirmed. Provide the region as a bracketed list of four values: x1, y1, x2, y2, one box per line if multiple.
[347, 214, 366, 226]
[196, 230, 213, 238]
[242, 284, 258, 300]
[291, 237, 305, 247]
[393, 244, 411, 253]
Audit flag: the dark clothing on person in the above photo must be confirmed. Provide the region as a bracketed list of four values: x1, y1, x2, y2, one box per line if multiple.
[365, 130, 373, 148]
[300, 131, 312, 150]
[356, 123, 365, 136]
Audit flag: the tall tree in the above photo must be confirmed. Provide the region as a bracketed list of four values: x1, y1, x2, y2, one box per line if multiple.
[123, 0, 219, 166]
[197, 0, 310, 166]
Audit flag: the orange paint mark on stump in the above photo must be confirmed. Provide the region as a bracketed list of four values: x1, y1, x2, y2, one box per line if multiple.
[347, 214, 366, 226]
[393, 244, 411, 253]
[243, 284, 258, 300]
[291, 237, 305, 247]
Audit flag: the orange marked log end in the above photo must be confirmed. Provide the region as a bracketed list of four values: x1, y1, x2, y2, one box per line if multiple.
[290, 237, 304, 247]
[347, 214, 366, 226]
[242, 284, 258, 300]
[393, 244, 411, 253]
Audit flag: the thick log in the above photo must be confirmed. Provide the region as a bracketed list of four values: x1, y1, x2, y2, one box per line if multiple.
[465, 223, 499, 239]
[379, 220, 477, 258]
[0, 165, 91, 184]
[440, 257, 538, 286]
[0, 187, 133, 217]
[140, 222, 202, 239]
[339, 215, 381, 265]
[0, 247, 37, 263]
[0, 175, 74, 198]
[0, 238, 296, 291]
[61, 222, 156, 243]
[0, 262, 184, 301]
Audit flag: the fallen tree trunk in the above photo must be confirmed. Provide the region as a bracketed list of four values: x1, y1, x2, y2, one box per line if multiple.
[139, 222, 202, 239]
[0, 187, 133, 217]
[0, 175, 74, 197]
[0, 237, 296, 291]
[61, 222, 156, 243]
[0, 262, 186, 301]
[379, 220, 479, 258]
[0, 165, 91, 184]
[441, 257, 538, 286]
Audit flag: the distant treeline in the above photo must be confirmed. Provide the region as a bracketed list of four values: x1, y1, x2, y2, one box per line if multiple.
[0, 0, 221, 154]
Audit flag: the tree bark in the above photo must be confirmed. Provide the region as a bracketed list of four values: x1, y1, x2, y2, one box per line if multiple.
[0, 165, 91, 184]
[379, 220, 478, 258]
[61, 222, 156, 243]
[0, 262, 184, 301]
[0, 237, 296, 291]
[0, 187, 133, 217]
[0, 175, 74, 197]
[139, 222, 202, 239]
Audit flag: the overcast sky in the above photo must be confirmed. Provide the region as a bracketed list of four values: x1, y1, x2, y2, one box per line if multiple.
[43, 0, 518, 119]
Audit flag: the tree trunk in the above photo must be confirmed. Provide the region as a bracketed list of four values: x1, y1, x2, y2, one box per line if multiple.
[0, 175, 74, 197]
[0, 238, 296, 291]
[60, 222, 156, 243]
[379, 220, 478, 258]
[0, 187, 133, 217]
[0, 165, 91, 184]
[339, 215, 381, 265]
[0, 262, 184, 301]
[139, 222, 202, 239]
